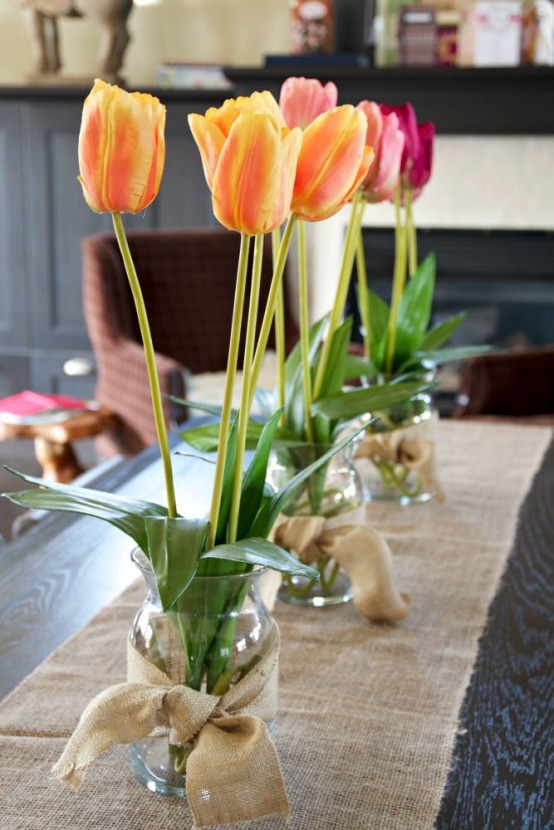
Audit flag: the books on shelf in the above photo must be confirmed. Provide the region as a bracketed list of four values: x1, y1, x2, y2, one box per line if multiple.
[0, 390, 93, 426]
[155, 63, 232, 90]
[264, 52, 369, 67]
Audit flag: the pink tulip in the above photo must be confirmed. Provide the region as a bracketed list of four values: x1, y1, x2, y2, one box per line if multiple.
[380, 102, 435, 196]
[279, 76, 338, 129]
[357, 101, 405, 204]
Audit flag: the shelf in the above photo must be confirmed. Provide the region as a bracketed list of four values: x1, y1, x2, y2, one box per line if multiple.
[225, 65, 554, 135]
[1, 65, 553, 134]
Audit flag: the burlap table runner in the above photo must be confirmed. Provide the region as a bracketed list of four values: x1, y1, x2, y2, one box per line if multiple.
[0, 421, 551, 829]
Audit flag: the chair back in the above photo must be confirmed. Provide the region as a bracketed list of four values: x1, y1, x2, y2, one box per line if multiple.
[82, 227, 298, 455]
[454, 346, 554, 423]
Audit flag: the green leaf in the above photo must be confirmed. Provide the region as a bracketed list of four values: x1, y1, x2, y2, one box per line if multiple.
[145, 516, 208, 610]
[237, 409, 282, 540]
[312, 411, 333, 445]
[316, 317, 353, 400]
[250, 424, 366, 539]
[284, 315, 328, 436]
[312, 380, 425, 422]
[215, 416, 239, 545]
[412, 345, 494, 367]
[182, 420, 262, 453]
[201, 537, 319, 581]
[419, 312, 466, 350]
[170, 397, 233, 419]
[2, 467, 167, 553]
[181, 419, 304, 454]
[359, 285, 390, 371]
[341, 354, 377, 384]
[394, 253, 436, 367]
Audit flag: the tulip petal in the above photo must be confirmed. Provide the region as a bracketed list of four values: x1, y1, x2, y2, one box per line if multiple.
[188, 114, 226, 191]
[206, 91, 285, 137]
[78, 79, 165, 214]
[280, 77, 338, 129]
[292, 106, 370, 221]
[212, 113, 294, 235]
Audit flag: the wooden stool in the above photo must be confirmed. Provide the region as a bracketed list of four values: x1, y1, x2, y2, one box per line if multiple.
[0, 406, 119, 483]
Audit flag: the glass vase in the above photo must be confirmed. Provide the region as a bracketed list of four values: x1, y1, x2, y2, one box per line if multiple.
[358, 392, 439, 505]
[267, 443, 363, 607]
[128, 550, 276, 797]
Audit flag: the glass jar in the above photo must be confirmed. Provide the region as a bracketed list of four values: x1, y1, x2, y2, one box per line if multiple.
[128, 550, 276, 797]
[267, 443, 363, 607]
[357, 392, 439, 504]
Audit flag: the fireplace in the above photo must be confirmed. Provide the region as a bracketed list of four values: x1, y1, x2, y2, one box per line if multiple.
[347, 227, 554, 413]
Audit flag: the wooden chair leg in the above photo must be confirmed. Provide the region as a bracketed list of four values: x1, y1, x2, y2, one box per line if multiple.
[33, 436, 84, 483]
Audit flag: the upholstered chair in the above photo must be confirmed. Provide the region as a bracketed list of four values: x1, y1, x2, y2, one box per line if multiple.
[454, 346, 554, 425]
[82, 228, 298, 456]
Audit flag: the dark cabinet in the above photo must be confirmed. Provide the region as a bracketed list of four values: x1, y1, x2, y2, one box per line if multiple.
[0, 104, 27, 396]
[0, 90, 222, 398]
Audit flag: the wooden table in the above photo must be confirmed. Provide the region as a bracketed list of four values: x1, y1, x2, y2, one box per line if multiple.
[0, 406, 119, 482]
[0, 421, 552, 828]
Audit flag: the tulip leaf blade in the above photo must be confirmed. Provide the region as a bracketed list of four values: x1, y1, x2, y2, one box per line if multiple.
[145, 516, 208, 611]
[201, 537, 319, 580]
[316, 317, 353, 400]
[2, 466, 168, 553]
[419, 311, 466, 351]
[312, 380, 425, 422]
[357, 284, 390, 372]
[394, 253, 436, 367]
[249, 424, 365, 540]
[236, 409, 282, 540]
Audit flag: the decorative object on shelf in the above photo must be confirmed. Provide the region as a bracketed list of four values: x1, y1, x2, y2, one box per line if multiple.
[16, 0, 133, 83]
[521, 0, 554, 64]
[290, 0, 335, 54]
[458, 0, 524, 66]
[398, 4, 437, 66]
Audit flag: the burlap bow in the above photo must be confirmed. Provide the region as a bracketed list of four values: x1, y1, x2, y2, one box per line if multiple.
[355, 417, 445, 503]
[272, 510, 410, 623]
[52, 623, 289, 828]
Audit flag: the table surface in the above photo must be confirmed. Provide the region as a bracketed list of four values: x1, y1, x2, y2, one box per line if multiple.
[0, 421, 552, 828]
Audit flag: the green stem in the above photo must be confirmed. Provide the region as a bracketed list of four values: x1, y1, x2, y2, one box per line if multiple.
[111, 213, 176, 518]
[272, 228, 286, 427]
[206, 233, 250, 550]
[405, 188, 417, 277]
[385, 187, 408, 376]
[297, 220, 315, 443]
[313, 191, 365, 400]
[373, 458, 422, 498]
[229, 234, 264, 543]
[356, 227, 372, 361]
[248, 214, 297, 409]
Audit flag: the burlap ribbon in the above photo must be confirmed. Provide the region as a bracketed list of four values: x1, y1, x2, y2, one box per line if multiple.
[355, 416, 446, 503]
[272, 510, 410, 623]
[52, 623, 290, 828]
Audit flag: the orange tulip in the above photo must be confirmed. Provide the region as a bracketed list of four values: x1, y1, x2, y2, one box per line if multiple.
[78, 79, 166, 214]
[292, 105, 374, 222]
[189, 93, 302, 235]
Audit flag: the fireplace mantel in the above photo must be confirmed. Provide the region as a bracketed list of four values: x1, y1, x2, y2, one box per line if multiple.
[226, 65, 554, 135]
